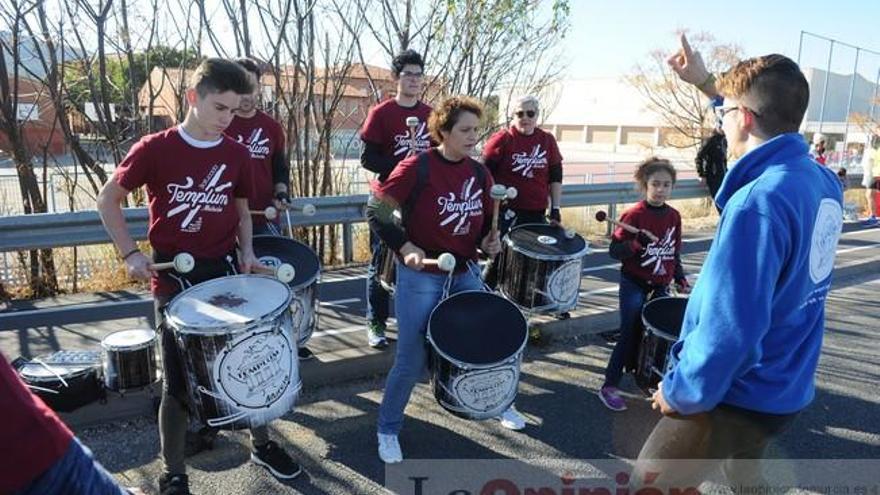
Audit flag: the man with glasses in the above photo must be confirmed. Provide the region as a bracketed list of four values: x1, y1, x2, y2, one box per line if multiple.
[628, 34, 844, 490]
[360, 49, 433, 349]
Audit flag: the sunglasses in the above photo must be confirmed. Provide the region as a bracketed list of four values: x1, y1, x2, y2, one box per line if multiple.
[515, 110, 537, 119]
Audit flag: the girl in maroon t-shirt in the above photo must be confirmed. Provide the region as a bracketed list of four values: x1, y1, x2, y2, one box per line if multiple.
[598, 158, 690, 412]
[367, 96, 526, 464]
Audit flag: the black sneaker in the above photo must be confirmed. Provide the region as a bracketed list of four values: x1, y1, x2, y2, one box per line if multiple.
[158, 473, 191, 495]
[555, 311, 571, 320]
[251, 440, 303, 479]
[599, 331, 620, 343]
[298, 347, 315, 360]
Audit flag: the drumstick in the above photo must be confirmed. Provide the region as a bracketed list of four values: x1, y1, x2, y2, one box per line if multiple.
[421, 252, 456, 272]
[251, 206, 278, 220]
[595, 210, 659, 243]
[282, 203, 317, 238]
[150, 252, 195, 273]
[252, 262, 296, 283]
[490, 184, 508, 232]
[406, 117, 420, 156]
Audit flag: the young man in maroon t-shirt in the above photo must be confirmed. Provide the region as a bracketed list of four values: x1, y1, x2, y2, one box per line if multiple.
[225, 58, 315, 361]
[1, 353, 138, 494]
[97, 58, 301, 495]
[360, 49, 433, 349]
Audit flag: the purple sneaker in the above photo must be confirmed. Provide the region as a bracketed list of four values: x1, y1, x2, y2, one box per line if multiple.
[598, 385, 628, 411]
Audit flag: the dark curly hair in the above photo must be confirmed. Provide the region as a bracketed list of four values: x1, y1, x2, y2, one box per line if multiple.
[391, 49, 425, 78]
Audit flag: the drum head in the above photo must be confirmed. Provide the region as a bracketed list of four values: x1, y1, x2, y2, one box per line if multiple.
[19, 362, 91, 382]
[253, 235, 320, 288]
[505, 223, 588, 259]
[641, 296, 688, 340]
[166, 275, 292, 333]
[102, 329, 156, 350]
[429, 291, 527, 366]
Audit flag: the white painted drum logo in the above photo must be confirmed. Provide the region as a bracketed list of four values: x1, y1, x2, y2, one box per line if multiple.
[809, 198, 842, 283]
[453, 367, 518, 413]
[537, 235, 557, 245]
[547, 259, 582, 304]
[215, 328, 293, 409]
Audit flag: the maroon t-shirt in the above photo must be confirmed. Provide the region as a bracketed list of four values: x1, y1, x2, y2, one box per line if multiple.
[481, 126, 563, 211]
[1, 354, 74, 493]
[360, 99, 433, 164]
[374, 149, 494, 273]
[225, 111, 286, 227]
[613, 200, 683, 286]
[114, 127, 252, 295]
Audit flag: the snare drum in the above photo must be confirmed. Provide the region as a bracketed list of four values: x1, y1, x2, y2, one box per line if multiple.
[18, 360, 103, 412]
[253, 235, 321, 346]
[375, 242, 397, 294]
[635, 296, 688, 394]
[427, 291, 528, 420]
[165, 275, 300, 430]
[101, 329, 159, 391]
[497, 223, 588, 313]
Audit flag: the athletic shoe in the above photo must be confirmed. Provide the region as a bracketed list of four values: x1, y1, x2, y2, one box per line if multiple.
[251, 440, 303, 479]
[598, 385, 627, 412]
[497, 405, 527, 430]
[158, 473, 190, 495]
[378, 433, 403, 463]
[298, 347, 315, 360]
[367, 322, 388, 349]
[862, 216, 878, 226]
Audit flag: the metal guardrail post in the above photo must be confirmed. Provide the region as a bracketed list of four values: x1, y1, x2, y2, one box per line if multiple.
[606, 203, 617, 237]
[343, 223, 353, 263]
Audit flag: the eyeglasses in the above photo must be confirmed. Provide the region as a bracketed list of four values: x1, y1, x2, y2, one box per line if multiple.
[714, 105, 761, 120]
[399, 70, 424, 79]
[515, 110, 537, 119]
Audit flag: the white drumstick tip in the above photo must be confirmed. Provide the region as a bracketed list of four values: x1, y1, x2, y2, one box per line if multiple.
[275, 263, 296, 283]
[264, 206, 278, 220]
[406, 116, 420, 127]
[564, 228, 576, 239]
[437, 252, 456, 272]
[173, 253, 195, 274]
[490, 184, 508, 200]
[505, 186, 518, 200]
[302, 204, 316, 216]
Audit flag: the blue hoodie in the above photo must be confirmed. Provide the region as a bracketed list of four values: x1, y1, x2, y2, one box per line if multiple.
[663, 133, 844, 415]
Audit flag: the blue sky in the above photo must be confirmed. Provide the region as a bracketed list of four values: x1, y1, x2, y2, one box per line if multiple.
[563, 1, 880, 80]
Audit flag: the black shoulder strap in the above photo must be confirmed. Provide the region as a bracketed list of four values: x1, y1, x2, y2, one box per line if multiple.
[402, 151, 431, 224]
[471, 159, 486, 193]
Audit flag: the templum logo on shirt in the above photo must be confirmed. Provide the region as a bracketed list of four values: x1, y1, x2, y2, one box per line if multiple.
[393, 122, 431, 157]
[165, 164, 233, 231]
[235, 128, 271, 159]
[640, 227, 677, 275]
[511, 145, 548, 178]
[437, 176, 484, 236]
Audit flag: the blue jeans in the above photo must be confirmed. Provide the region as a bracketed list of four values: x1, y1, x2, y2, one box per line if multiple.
[603, 274, 668, 387]
[377, 262, 484, 434]
[366, 229, 391, 326]
[15, 438, 128, 495]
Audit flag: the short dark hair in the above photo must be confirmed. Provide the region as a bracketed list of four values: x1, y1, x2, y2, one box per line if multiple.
[191, 58, 254, 98]
[717, 54, 809, 136]
[634, 156, 677, 190]
[391, 49, 425, 79]
[235, 57, 262, 79]
[428, 96, 483, 143]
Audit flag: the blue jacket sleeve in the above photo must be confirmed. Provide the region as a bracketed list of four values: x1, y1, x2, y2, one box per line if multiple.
[662, 205, 789, 414]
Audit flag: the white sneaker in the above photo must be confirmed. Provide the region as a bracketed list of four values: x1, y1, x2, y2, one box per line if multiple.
[377, 433, 403, 463]
[497, 405, 527, 430]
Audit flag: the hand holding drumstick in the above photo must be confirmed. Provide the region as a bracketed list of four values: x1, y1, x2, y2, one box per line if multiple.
[595, 210, 659, 243]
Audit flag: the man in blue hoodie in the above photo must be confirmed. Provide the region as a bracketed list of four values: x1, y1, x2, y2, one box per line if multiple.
[631, 35, 844, 489]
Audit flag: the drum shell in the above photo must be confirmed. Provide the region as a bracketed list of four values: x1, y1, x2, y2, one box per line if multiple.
[253, 235, 321, 346]
[103, 345, 159, 391]
[635, 297, 688, 394]
[427, 291, 528, 420]
[497, 224, 587, 314]
[19, 364, 103, 412]
[165, 275, 301, 430]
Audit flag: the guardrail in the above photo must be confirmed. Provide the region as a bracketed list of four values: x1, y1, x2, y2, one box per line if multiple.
[0, 180, 708, 254]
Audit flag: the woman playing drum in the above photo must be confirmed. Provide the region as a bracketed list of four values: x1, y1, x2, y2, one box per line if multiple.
[367, 96, 526, 464]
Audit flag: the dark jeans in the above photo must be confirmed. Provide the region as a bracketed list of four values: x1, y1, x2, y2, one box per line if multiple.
[632, 404, 798, 491]
[603, 274, 668, 387]
[484, 208, 547, 288]
[366, 228, 391, 326]
[14, 438, 128, 495]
